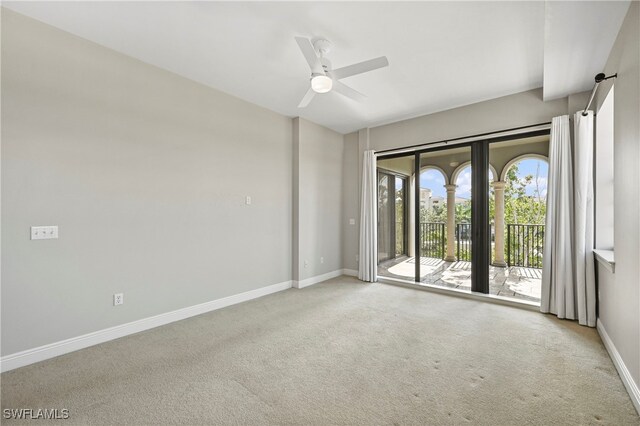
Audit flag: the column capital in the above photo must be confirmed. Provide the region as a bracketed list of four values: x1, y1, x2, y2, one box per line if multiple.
[444, 184, 457, 192]
[492, 181, 507, 190]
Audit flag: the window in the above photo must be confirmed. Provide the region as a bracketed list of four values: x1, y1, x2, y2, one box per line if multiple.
[595, 86, 614, 250]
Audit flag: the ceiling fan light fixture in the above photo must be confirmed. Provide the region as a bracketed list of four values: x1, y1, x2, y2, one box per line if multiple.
[311, 75, 332, 93]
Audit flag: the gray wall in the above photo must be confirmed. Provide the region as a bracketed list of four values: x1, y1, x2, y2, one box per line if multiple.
[568, 91, 592, 117]
[369, 89, 567, 151]
[292, 118, 344, 282]
[592, 1, 640, 389]
[342, 132, 359, 272]
[1, 10, 294, 355]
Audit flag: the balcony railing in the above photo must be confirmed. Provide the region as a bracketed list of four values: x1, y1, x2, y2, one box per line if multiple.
[455, 223, 471, 261]
[507, 224, 544, 268]
[420, 222, 445, 258]
[413, 222, 544, 268]
[454, 223, 496, 262]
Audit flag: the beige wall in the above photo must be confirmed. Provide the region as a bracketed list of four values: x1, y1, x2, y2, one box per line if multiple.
[1, 10, 297, 355]
[592, 1, 640, 390]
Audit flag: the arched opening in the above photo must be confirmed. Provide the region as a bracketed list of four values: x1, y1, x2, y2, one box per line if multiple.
[416, 166, 449, 262]
[451, 161, 497, 192]
[419, 166, 448, 222]
[450, 163, 496, 262]
[500, 155, 549, 226]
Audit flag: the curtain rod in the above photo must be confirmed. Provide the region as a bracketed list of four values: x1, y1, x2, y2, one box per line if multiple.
[375, 122, 551, 157]
[582, 73, 617, 116]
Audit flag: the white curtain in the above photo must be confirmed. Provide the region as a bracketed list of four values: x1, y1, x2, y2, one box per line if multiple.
[541, 116, 575, 320]
[541, 114, 597, 327]
[573, 111, 596, 327]
[359, 150, 377, 282]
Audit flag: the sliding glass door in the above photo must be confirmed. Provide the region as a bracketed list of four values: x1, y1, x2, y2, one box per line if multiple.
[395, 176, 407, 257]
[418, 146, 473, 290]
[375, 143, 488, 294]
[377, 169, 408, 263]
[377, 171, 393, 263]
[377, 155, 413, 280]
[487, 134, 550, 303]
[376, 131, 550, 305]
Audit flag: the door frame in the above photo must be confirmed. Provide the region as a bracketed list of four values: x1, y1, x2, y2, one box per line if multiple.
[376, 168, 409, 262]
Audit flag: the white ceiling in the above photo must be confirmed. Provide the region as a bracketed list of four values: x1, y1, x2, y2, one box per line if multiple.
[3, 1, 630, 134]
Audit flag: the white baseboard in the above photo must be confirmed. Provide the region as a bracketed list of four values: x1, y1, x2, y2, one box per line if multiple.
[342, 268, 358, 277]
[293, 269, 346, 289]
[0, 280, 292, 373]
[597, 319, 640, 414]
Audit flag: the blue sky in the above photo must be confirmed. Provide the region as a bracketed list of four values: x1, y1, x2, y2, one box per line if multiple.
[420, 159, 548, 200]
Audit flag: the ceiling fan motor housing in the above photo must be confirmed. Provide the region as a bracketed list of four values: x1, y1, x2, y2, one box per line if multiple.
[312, 38, 332, 56]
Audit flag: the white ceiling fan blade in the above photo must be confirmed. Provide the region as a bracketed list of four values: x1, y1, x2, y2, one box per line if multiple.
[295, 37, 322, 74]
[331, 56, 389, 80]
[332, 80, 366, 102]
[298, 87, 316, 108]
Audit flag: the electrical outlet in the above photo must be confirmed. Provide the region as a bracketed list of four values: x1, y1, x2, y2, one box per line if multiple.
[113, 293, 124, 306]
[320, 257, 324, 264]
[304, 260, 309, 268]
[245, 196, 252, 205]
[349, 218, 356, 225]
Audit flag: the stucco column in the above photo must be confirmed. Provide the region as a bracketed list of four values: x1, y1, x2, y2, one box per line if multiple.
[444, 184, 457, 261]
[492, 181, 507, 267]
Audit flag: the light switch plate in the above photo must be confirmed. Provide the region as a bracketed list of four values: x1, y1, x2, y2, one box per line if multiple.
[31, 226, 58, 240]
[349, 218, 356, 225]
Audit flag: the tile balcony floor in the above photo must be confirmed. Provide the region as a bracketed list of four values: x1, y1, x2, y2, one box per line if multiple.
[378, 255, 541, 304]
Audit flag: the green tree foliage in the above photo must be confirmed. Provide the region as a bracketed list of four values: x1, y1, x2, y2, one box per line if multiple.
[503, 162, 546, 225]
[420, 162, 546, 226]
[424, 201, 472, 223]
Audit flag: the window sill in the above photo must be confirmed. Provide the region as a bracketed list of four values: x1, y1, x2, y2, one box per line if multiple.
[593, 249, 615, 274]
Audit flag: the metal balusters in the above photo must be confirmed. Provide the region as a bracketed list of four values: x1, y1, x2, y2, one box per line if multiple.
[505, 224, 544, 268]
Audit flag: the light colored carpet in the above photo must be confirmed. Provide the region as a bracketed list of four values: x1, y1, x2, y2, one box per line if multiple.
[1, 276, 638, 425]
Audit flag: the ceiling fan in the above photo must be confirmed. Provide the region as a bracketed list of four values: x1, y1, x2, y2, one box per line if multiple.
[295, 37, 389, 108]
